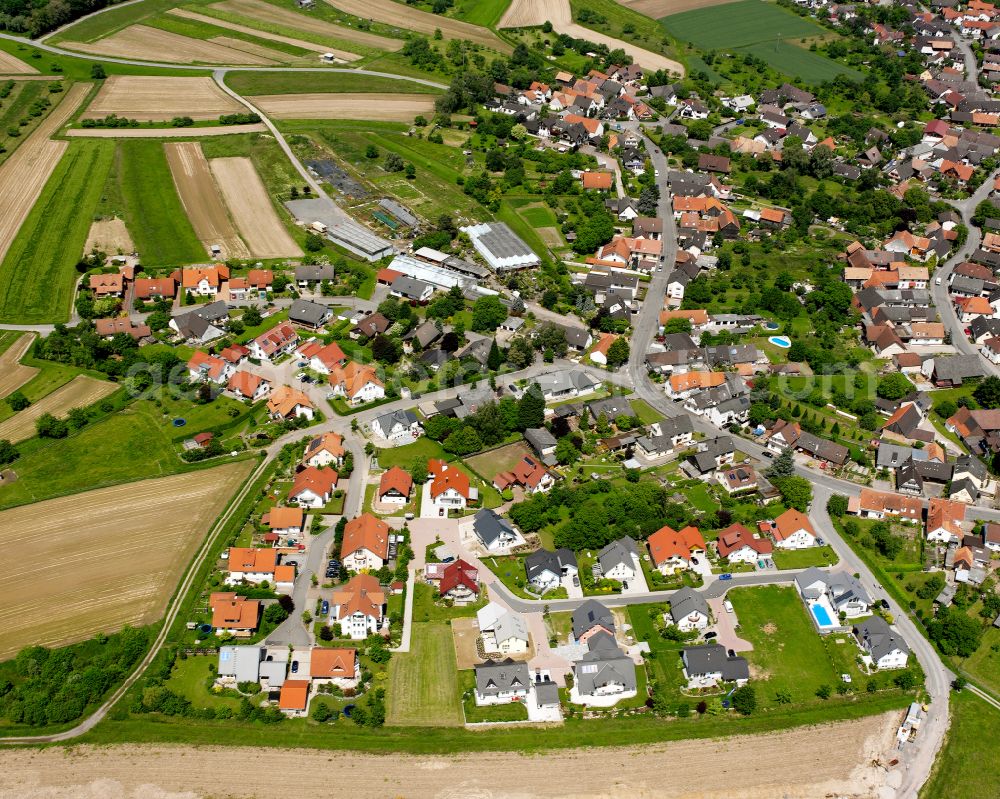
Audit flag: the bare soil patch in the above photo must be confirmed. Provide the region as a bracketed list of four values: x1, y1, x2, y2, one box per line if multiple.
[214, 0, 403, 51]
[209, 156, 303, 258]
[66, 124, 266, 138]
[624, 0, 738, 17]
[0, 82, 91, 264]
[451, 615, 480, 670]
[170, 7, 357, 59]
[84, 217, 134, 255]
[164, 141, 250, 260]
[0, 712, 898, 797]
[85, 76, 243, 122]
[500, 0, 684, 72]
[0, 375, 116, 443]
[62, 25, 285, 65]
[324, 0, 511, 51]
[0, 333, 38, 398]
[0, 461, 252, 659]
[0, 49, 38, 74]
[537, 226, 563, 247]
[249, 91, 436, 121]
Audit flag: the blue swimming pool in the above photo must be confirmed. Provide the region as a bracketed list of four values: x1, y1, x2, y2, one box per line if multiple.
[769, 336, 791, 348]
[811, 604, 834, 627]
[764, 321, 780, 331]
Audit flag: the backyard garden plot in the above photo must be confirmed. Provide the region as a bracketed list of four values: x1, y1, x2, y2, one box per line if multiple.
[84, 76, 244, 122]
[165, 141, 251, 260]
[0, 460, 252, 660]
[0, 375, 116, 443]
[209, 156, 303, 258]
[0, 333, 38, 398]
[62, 24, 285, 65]
[0, 138, 114, 324]
[326, 0, 511, 51]
[249, 92, 436, 121]
[0, 49, 37, 74]
[386, 622, 464, 726]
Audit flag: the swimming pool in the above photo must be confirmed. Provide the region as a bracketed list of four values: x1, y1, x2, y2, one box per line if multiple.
[769, 336, 791, 348]
[764, 321, 780, 331]
[811, 603, 834, 627]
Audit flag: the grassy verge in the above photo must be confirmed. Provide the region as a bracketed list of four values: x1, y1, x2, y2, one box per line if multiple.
[772, 545, 838, 570]
[921, 689, 1000, 799]
[0, 139, 115, 323]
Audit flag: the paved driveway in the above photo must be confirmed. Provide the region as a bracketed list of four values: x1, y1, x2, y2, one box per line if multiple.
[707, 597, 753, 653]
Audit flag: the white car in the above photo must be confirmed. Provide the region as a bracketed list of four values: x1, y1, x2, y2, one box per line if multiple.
[935, 276, 942, 285]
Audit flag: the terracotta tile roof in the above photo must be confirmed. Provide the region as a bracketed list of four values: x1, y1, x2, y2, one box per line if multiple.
[274, 564, 295, 584]
[188, 350, 228, 381]
[379, 466, 413, 499]
[227, 370, 266, 397]
[927, 497, 965, 537]
[289, 466, 338, 501]
[279, 679, 309, 710]
[647, 524, 705, 567]
[329, 360, 383, 399]
[494, 455, 549, 491]
[227, 547, 277, 576]
[668, 371, 726, 393]
[854, 488, 923, 519]
[266, 506, 304, 530]
[133, 277, 176, 299]
[332, 573, 385, 621]
[254, 323, 298, 357]
[772, 508, 815, 542]
[89, 273, 124, 294]
[430, 466, 471, 500]
[219, 344, 249, 363]
[310, 648, 356, 679]
[211, 596, 260, 630]
[180, 265, 229, 288]
[438, 559, 479, 596]
[592, 333, 617, 356]
[305, 432, 344, 461]
[716, 523, 773, 558]
[341, 514, 390, 561]
[267, 385, 314, 418]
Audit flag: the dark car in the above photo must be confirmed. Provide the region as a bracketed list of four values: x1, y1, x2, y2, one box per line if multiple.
[321, 600, 329, 615]
[704, 632, 717, 640]
[284, 560, 298, 567]
[291, 660, 299, 673]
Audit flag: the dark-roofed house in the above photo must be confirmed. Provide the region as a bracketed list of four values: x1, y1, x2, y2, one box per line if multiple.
[669, 587, 710, 631]
[470, 509, 521, 552]
[524, 427, 558, 464]
[853, 617, 909, 670]
[288, 299, 333, 329]
[596, 536, 639, 584]
[295, 264, 335, 287]
[572, 599, 615, 643]
[524, 548, 578, 594]
[474, 658, 530, 704]
[681, 643, 749, 688]
[698, 153, 731, 173]
[928, 355, 986, 387]
[572, 631, 637, 704]
[390, 276, 434, 302]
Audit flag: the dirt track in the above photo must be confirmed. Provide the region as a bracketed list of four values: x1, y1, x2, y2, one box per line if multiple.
[499, 0, 684, 73]
[0, 461, 252, 659]
[0, 82, 91, 264]
[0, 49, 38, 74]
[210, 156, 303, 258]
[0, 712, 898, 798]
[249, 91, 436, 120]
[164, 141, 250, 260]
[84, 217, 134, 255]
[622, 0, 738, 17]
[212, 0, 404, 51]
[66, 123, 267, 138]
[0, 375, 116, 444]
[62, 25, 285, 65]
[0, 333, 38, 398]
[324, 0, 511, 51]
[84, 76, 243, 122]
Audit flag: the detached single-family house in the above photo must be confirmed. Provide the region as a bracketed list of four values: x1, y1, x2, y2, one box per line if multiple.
[371, 409, 421, 443]
[477, 602, 530, 655]
[438, 558, 479, 604]
[572, 599, 615, 644]
[187, 351, 233, 385]
[309, 647, 358, 690]
[428, 460, 474, 513]
[596, 536, 640, 584]
[572, 632, 637, 704]
[250, 322, 299, 362]
[278, 679, 309, 716]
[302, 431, 345, 468]
[768, 508, 818, 549]
[288, 466, 338, 508]
[340, 513, 390, 571]
[715, 523, 773, 564]
[470, 508, 520, 552]
[226, 370, 270, 402]
[795, 567, 872, 619]
[524, 548, 578, 594]
[330, 574, 385, 639]
[681, 643, 749, 688]
[327, 361, 385, 406]
[224, 548, 277, 586]
[288, 299, 333, 329]
[647, 524, 706, 574]
[475, 658, 530, 705]
[854, 617, 910, 670]
[263, 506, 305, 542]
[210, 593, 260, 636]
[669, 587, 710, 632]
[266, 385, 315, 421]
[378, 466, 412, 505]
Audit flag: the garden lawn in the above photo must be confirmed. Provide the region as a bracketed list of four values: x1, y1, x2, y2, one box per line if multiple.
[386, 622, 463, 726]
[0, 140, 115, 323]
[629, 399, 662, 426]
[116, 139, 205, 266]
[459, 670, 528, 722]
[921, 689, 1000, 799]
[166, 654, 251, 710]
[483, 554, 534, 599]
[772, 545, 838, 570]
[373, 437, 446, 469]
[954, 624, 1000, 700]
[683, 483, 717, 513]
[412, 582, 486, 623]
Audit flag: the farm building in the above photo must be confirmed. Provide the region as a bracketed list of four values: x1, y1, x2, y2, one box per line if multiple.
[460, 222, 541, 272]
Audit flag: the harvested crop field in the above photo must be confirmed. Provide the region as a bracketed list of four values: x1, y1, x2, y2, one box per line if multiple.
[0, 49, 37, 74]
[249, 92, 436, 121]
[209, 156, 303, 258]
[84, 217, 134, 255]
[324, 0, 510, 51]
[211, 0, 404, 51]
[0, 82, 91, 265]
[84, 76, 244, 121]
[165, 141, 250, 260]
[0, 712, 900, 797]
[66, 123, 267, 137]
[0, 375, 116, 443]
[0, 461, 252, 659]
[622, 0, 738, 17]
[170, 8, 358, 60]
[0, 333, 37, 398]
[62, 24, 286, 65]
[500, 0, 684, 72]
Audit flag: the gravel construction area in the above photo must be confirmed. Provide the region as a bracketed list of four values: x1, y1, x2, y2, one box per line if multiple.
[84, 217, 134, 255]
[0, 374, 116, 444]
[0, 461, 252, 659]
[84, 76, 244, 122]
[164, 141, 250, 260]
[499, 0, 684, 73]
[62, 24, 286, 65]
[249, 92, 436, 121]
[209, 156, 303, 258]
[0, 82, 91, 264]
[0, 712, 899, 798]
[324, 0, 511, 51]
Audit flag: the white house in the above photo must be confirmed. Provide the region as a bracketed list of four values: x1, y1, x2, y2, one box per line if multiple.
[224, 548, 277, 586]
[302, 432, 345, 468]
[340, 514, 390, 571]
[668, 588, 710, 632]
[769, 508, 818, 549]
[428, 460, 473, 514]
[330, 574, 384, 640]
[187, 351, 233, 385]
[477, 602, 530, 655]
[596, 537, 639, 583]
[475, 659, 530, 705]
[854, 617, 909, 670]
[371, 409, 421, 443]
[288, 466, 338, 509]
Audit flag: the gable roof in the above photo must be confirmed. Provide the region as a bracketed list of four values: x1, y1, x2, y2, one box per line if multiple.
[715, 523, 773, 558]
[379, 466, 413, 499]
[647, 524, 706, 566]
[772, 508, 816, 542]
[572, 599, 615, 639]
[341, 514, 390, 561]
[309, 648, 356, 679]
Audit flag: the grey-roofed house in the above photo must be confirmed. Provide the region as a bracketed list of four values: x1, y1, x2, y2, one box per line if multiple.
[390, 275, 434, 302]
[218, 645, 264, 683]
[596, 536, 639, 583]
[170, 308, 225, 343]
[288, 298, 333, 329]
[471, 509, 520, 552]
[681, 643, 749, 687]
[532, 369, 601, 400]
[524, 547, 578, 593]
[554, 324, 593, 352]
[853, 617, 909, 669]
[572, 599, 615, 642]
[419, 349, 448, 371]
[669, 586, 710, 631]
[404, 319, 442, 350]
[295, 264, 335, 287]
[587, 397, 634, 422]
[572, 632, 637, 704]
[636, 416, 694, 457]
[795, 567, 872, 619]
[690, 435, 736, 474]
[371, 408, 420, 443]
[524, 426, 558, 464]
[929, 355, 986, 387]
[474, 658, 530, 704]
[459, 337, 493, 366]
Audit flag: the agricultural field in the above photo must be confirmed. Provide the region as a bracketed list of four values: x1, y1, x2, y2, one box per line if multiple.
[84, 76, 243, 122]
[0, 138, 114, 324]
[0, 333, 38, 398]
[115, 139, 208, 266]
[249, 92, 436, 121]
[209, 156, 303, 257]
[63, 24, 285, 65]
[0, 460, 252, 659]
[0, 375, 116, 444]
[68, 124, 267, 138]
[0, 49, 37, 73]
[165, 141, 251, 260]
[625, 0, 736, 17]
[84, 217, 134, 255]
[0, 82, 91, 269]
[224, 70, 443, 95]
[386, 622, 464, 726]
[921, 690, 1000, 799]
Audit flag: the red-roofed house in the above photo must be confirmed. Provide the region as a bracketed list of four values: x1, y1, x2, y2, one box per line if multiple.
[646, 525, 706, 574]
[715, 523, 773, 564]
[767, 508, 817, 549]
[187, 351, 233, 384]
[279, 679, 310, 715]
[926, 497, 966, 544]
[298, 340, 347, 374]
[590, 333, 617, 366]
[492, 455, 555, 494]
[438, 558, 479, 603]
[289, 466, 338, 508]
[250, 322, 299, 362]
[378, 466, 413, 505]
[429, 462, 473, 514]
[341, 514, 390, 571]
[330, 574, 385, 639]
[226, 369, 270, 401]
[211, 594, 260, 636]
[582, 170, 614, 191]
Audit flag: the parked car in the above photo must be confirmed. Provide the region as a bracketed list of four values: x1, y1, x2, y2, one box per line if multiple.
[761, 451, 774, 458]
[291, 660, 299, 673]
[284, 559, 297, 567]
[704, 631, 717, 640]
[573, 575, 580, 587]
[321, 600, 329, 616]
[724, 599, 734, 613]
[719, 573, 733, 581]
